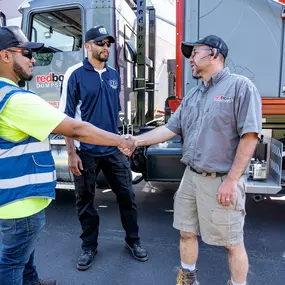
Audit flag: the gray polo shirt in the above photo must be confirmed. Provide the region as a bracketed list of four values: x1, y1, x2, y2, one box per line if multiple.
[166, 67, 262, 173]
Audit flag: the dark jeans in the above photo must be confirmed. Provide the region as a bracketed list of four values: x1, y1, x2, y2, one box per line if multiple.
[74, 150, 140, 250]
[0, 210, 46, 285]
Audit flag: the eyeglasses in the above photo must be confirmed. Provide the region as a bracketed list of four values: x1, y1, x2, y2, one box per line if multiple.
[190, 48, 212, 58]
[93, 41, 111, 48]
[7, 49, 34, 60]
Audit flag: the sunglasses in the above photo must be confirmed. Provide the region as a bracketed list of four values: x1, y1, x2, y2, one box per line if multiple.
[93, 41, 111, 48]
[7, 49, 34, 60]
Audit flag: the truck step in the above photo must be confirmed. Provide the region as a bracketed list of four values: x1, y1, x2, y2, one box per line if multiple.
[56, 181, 75, 190]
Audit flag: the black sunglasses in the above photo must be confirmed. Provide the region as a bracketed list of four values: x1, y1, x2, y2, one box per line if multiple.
[7, 49, 34, 60]
[93, 41, 111, 48]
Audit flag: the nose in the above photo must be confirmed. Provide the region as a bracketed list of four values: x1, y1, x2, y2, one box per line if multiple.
[31, 57, 36, 64]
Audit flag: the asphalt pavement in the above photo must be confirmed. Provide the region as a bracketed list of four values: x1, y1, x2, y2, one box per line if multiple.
[1, 182, 285, 285]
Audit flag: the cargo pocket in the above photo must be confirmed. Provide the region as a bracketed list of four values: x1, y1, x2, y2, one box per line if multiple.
[210, 208, 242, 245]
[74, 165, 97, 195]
[124, 159, 133, 186]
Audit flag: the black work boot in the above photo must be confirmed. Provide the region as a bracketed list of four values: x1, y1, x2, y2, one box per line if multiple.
[34, 280, 58, 285]
[126, 243, 148, 262]
[76, 249, 97, 271]
[176, 267, 199, 285]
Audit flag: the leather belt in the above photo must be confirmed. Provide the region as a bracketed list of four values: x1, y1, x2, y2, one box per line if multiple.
[189, 166, 225, 178]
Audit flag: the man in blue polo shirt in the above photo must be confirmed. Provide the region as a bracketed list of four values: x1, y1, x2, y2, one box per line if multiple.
[59, 25, 148, 270]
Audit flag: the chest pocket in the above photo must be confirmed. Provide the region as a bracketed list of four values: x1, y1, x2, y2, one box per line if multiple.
[208, 102, 234, 132]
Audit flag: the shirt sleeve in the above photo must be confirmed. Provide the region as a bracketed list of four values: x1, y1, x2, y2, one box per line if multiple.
[165, 103, 182, 135]
[235, 79, 262, 137]
[2, 93, 66, 141]
[59, 69, 79, 118]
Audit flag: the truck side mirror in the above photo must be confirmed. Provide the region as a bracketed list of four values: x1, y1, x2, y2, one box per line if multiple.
[124, 40, 137, 63]
[0, 11, 6, 27]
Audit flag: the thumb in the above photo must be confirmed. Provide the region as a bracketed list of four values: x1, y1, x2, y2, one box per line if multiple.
[78, 159, 83, 170]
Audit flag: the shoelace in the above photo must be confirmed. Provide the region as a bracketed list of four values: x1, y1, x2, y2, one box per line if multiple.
[82, 250, 93, 256]
[177, 270, 196, 285]
[135, 244, 143, 250]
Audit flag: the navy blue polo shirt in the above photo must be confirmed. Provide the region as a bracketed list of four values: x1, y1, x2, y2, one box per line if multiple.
[60, 58, 121, 156]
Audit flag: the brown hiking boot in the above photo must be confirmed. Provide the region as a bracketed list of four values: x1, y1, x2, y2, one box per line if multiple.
[176, 267, 199, 285]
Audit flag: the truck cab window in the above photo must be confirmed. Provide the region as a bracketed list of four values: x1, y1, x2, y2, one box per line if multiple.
[31, 8, 82, 66]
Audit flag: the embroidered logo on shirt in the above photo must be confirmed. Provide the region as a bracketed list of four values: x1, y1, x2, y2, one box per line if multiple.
[109, 79, 118, 89]
[214, 95, 233, 103]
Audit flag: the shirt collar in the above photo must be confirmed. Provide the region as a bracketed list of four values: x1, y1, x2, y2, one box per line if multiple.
[0, 77, 17, 86]
[210, 67, 230, 85]
[83, 58, 110, 72]
[198, 67, 230, 91]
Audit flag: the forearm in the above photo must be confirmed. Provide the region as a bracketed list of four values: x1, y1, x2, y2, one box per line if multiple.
[227, 132, 258, 181]
[65, 137, 76, 155]
[135, 126, 177, 147]
[71, 121, 121, 147]
[53, 117, 124, 148]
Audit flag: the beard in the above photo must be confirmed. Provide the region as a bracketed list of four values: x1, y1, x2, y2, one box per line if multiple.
[92, 50, 109, 62]
[191, 63, 202, 80]
[13, 61, 33, 81]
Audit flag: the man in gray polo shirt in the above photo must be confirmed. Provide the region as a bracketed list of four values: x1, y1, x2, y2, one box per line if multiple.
[123, 35, 262, 285]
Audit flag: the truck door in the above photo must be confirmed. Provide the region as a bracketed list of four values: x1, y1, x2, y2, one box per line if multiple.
[23, 4, 84, 107]
[183, 0, 284, 98]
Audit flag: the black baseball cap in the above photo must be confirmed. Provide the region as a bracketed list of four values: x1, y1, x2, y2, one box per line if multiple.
[0, 26, 44, 51]
[85, 25, 115, 43]
[181, 35, 228, 59]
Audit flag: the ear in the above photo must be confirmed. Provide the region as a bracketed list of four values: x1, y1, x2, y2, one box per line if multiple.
[84, 42, 90, 50]
[212, 48, 220, 59]
[0, 50, 11, 63]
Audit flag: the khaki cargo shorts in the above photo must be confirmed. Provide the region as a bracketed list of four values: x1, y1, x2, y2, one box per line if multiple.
[173, 167, 246, 246]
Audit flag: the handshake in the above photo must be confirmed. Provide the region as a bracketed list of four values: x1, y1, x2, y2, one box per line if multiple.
[118, 135, 137, 156]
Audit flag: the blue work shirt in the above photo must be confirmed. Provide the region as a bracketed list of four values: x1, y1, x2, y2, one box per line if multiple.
[60, 58, 121, 156]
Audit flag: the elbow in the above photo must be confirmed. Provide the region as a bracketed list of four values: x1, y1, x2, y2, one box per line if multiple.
[69, 121, 85, 140]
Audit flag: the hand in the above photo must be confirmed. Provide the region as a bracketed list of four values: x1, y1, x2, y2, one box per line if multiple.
[217, 177, 237, 207]
[118, 135, 137, 156]
[68, 152, 83, 176]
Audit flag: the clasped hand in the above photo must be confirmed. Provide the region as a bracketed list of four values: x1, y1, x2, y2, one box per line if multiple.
[118, 135, 137, 156]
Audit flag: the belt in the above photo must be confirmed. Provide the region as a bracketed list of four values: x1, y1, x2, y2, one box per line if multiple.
[189, 166, 225, 178]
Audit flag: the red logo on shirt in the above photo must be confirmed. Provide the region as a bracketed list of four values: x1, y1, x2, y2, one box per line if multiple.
[214, 95, 233, 103]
